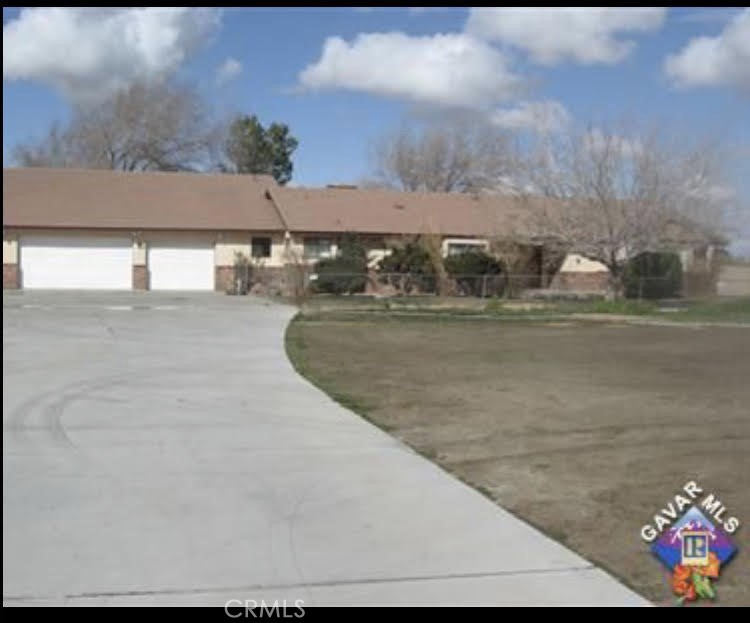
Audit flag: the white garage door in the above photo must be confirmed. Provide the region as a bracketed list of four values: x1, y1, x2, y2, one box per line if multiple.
[148, 242, 215, 291]
[21, 235, 132, 290]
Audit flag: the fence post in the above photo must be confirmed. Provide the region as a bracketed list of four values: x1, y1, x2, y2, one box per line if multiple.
[481, 274, 487, 298]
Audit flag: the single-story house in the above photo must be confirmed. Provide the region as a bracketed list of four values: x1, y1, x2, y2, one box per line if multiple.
[2, 167, 720, 294]
[3, 167, 544, 292]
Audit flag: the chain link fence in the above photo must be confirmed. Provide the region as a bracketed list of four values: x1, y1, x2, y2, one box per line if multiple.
[303, 271, 704, 301]
[229, 261, 730, 302]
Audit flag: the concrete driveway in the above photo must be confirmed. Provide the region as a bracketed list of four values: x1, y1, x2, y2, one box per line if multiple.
[3, 292, 648, 606]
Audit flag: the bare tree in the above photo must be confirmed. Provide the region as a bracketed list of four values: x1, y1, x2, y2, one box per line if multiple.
[514, 123, 730, 298]
[11, 122, 79, 168]
[372, 120, 517, 193]
[420, 231, 452, 296]
[13, 82, 215, 172]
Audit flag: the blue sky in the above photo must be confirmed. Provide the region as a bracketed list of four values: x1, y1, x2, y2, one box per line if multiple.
[3, 7, 749, 251]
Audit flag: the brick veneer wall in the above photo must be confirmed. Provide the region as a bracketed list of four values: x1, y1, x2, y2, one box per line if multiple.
[133, 266, 148, 290]
[216, 265, 295, 295]
[215, 266, 235, 292]
[3, 264, 19, 289]
[550, 271, 609, 292]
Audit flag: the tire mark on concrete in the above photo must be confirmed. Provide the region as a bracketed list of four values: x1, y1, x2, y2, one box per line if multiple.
[4, 373, 138, 461]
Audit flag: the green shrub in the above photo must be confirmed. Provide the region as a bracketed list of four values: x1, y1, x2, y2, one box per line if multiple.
[378, 240, 433, 274]
[377, 240, 436, 294]
[313, 258, 367, 294]
[624, 252, 683, 300]
[337, 232, 368, 264]
[444, 250, 505, 297]
[313, 233, 368, 295]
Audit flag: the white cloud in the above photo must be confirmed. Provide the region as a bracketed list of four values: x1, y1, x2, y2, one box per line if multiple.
[299, 32, 523, 109]
[466, 7, 666, 65]
[665, 9, 750, 90]
[491, 100, 571, 133]
[409, 8, 461, 16]
[216, 57, 243, 86]
[3, 8, 220, 104]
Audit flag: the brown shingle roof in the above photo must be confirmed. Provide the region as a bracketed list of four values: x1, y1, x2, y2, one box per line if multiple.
[274, 186, 534, 237]
[3, 167, 284, 231]
[3, 167, 557, 241]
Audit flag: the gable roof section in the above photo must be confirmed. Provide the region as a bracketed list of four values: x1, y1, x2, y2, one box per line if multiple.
[3, 167, 284, 232]
[274, 186, 535, 238]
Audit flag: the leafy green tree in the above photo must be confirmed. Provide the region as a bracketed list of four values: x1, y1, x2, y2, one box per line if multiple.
[223, 115, 298, 185]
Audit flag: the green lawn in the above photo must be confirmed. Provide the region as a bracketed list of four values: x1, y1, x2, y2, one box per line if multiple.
[298, 295, 750, 325]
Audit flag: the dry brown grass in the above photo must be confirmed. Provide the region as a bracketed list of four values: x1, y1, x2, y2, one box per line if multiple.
[287, 315, 750, 605]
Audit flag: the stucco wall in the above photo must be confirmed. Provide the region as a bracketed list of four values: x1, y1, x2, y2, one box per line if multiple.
[3, 236, 18, 265]
[215, 234, 251, 267]
[132, 239, 147, 266]
[12, 228, 134, 245]
[214, 233, 289, 268]
[140, 231, 216, 246]
[267, 234, 289, 268]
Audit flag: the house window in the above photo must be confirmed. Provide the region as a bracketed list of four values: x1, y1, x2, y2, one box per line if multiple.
[251, 237, 272, 259]
[303, 238, 333, 259]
